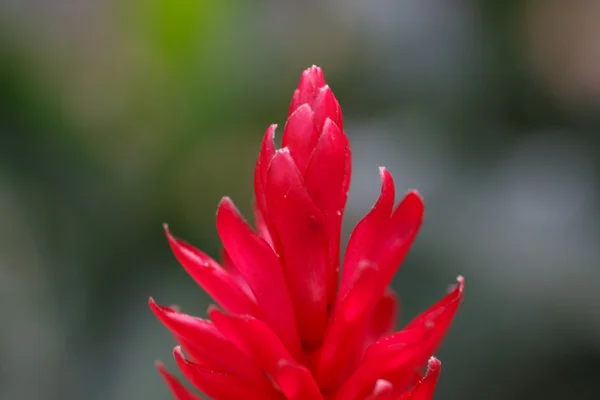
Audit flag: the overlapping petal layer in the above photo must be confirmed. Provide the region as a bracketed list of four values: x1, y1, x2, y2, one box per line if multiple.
[151, 66, 464, 400]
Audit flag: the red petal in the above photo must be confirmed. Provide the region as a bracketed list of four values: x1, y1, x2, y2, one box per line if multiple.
[209, 308, 304, 374]
[265, 149, 330, 349]
[282, 104, 319, 174]
[289, 65, 326, 115]
[164, 226, 257, 316]
[156, 362, 202, 400]
[174, 347, 282, 400]
[369, 289, 400, 344]
[334, 327, 430, 400]
[372, 192, 424, 286]
[254, 125, 276, 207]
[398, 357, 441, 400]
[254, 125, 278, 246]
[220, 248, 256, 302]
[316, 260, 380, 390]
[304, 118, 351, 307]
[339, 277, 462, 399]
[342, 192, 423, 315]
[254, 202, 275, 249]
[275, 360, 324, 400]
[312, 85, 343, 131]
[365, 277, 464, 363]
[149, 298, 268, 387]
[402, 276, 464, 355]
[215, 198, 301, 357]
[340, 168, 395, 299]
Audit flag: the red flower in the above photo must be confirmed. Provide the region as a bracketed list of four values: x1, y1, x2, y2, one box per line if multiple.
[150, 66, 464, 400]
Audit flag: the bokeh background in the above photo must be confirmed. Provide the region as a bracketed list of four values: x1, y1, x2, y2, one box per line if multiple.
[2, 0, 600, 399]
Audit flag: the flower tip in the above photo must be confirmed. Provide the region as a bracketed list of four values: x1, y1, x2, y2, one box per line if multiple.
[206, 304, 220, 316]
[446, 275, 465, 297]
[377, 167, 394, 184]
[155, 360, 171, 381]
[149, 297, 169, 321]
[424, 357, 442, 383]
[406, 189, 422, 200]
[453, 276, 465, 292]
[172, 346, 189, 373]
[216, 197, 237, 217]
[149, 298, 181, 321]
[218, 196, 232, 206]
[163, 224, 175, 241]
[298, 65, 326, 92]
[173, 345, 184, 359]
[304, 64, 323, 76]
[428, 356, 441, 370]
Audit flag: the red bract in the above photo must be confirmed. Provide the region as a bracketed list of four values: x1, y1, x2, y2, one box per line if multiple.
[151, 65, 464, 400]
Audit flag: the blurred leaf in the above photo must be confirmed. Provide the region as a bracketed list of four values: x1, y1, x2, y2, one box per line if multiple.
[138, 0, 230, 67]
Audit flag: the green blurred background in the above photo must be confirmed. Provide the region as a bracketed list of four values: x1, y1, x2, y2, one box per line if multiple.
[1, 0, 600, 399]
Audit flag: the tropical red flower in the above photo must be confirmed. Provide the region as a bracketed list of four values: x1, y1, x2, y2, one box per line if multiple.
[150, 65, 464, 400]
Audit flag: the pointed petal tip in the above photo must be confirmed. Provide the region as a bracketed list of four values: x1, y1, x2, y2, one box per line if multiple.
[290, 67, 327, 113]
[206, 304, 220, 316]
[321, 116, 339, 133]
[163, 224, 176, 241]
[148, 297, 165, 317]
[398, 190, 425, 219]
[263, 124, 278, 141]
[396, 356, 442, 400]
[158, 358, 202, 400]
[300, 67, 324, 88]
[163, 224, 180, 246]
[377, 167, 394, 187]
[420, 356, 442, 388]
[216, 197, 239, 219]
[149, 297, 180, 314]
[304, 65, 323, 77]
[148, 297, 172, 322]
[155, 360, 172, 379]
[451, 276, 465, 293]
[172, 346, 190, 372]
[173, 345, 184, 358]
[278, 147, 291, 155]
[405, 189, 423, 201]
[148, 298, 188, 326]
[217, 196, 233, 207]
[428, 356, 441, 370]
